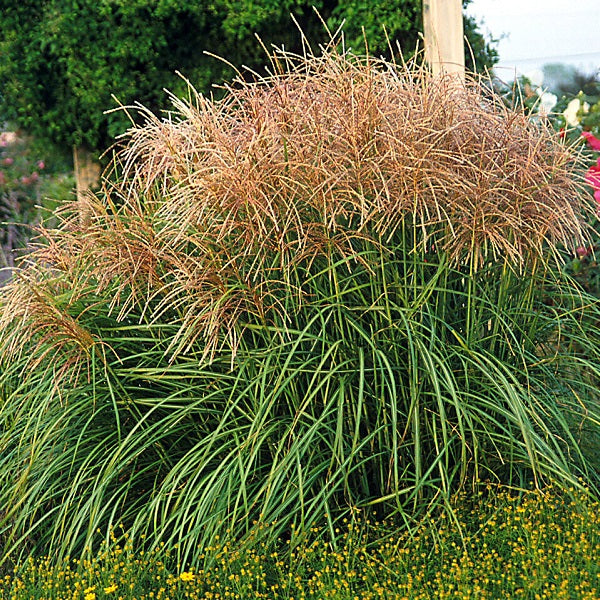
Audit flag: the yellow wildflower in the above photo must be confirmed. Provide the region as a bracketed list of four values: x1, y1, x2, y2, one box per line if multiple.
[180, 571, 195, 582]
[104, 583, 118, 594]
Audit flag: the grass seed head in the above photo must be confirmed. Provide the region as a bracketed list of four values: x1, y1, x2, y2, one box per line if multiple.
[1, 44, 593, 369]
[115, 47, 591, 271]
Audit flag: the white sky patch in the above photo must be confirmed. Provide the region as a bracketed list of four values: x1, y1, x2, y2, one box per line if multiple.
[466, 0, 600, 79]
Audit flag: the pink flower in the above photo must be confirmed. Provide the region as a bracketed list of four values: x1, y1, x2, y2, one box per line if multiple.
[586, 158, 600, 212]
[0, 132, 17, 146]
[586, 158, 600, 190]
[2, 157, 14, 166]
[30, 171, 39, 182]
[576, 246, 590, 258]
[582, 131, 600, 151]
[37, 160, 45, 170]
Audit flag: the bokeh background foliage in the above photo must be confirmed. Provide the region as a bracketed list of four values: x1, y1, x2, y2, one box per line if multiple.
[0, 0, 496, 155]
[0, 46, 599, 568]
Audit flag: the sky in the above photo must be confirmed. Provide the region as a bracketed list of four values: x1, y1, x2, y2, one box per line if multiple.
[465, 0, 600, 81]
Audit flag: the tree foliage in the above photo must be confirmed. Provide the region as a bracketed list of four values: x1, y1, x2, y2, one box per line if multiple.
[332, 0, 497, 72]
[0, 0, 497, 157]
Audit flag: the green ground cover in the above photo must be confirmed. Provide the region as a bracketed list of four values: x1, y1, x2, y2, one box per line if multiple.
[1, 485, 598, 599]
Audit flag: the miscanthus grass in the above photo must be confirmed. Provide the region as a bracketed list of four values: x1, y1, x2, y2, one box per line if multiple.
[1, 41, 600, 566]
[1, 485, 599, 599]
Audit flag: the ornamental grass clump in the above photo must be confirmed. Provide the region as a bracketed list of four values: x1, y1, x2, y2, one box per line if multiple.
[1, 45, 599, 566]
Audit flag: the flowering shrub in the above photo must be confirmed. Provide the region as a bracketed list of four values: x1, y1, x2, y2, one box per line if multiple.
[555, 87, 600, 293]
[0, 131, 47, 281]
[495, 74, 600, 293]
[0, 130, 74, 283]
[493, 71, 599, 138]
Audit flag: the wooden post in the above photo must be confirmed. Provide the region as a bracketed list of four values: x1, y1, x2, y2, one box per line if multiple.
[73, 145, 101, 226]
[423, 0, 465, 80]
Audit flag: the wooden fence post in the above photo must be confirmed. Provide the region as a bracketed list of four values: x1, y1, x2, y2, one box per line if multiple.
[423, 0, 465, 80]
[73, 145, 101, 226]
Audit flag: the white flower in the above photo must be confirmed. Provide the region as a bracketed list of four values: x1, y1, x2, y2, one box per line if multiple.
[564, 98, 582, 126]
[563, 97, 591, 127]
[538, 92, 558, 116]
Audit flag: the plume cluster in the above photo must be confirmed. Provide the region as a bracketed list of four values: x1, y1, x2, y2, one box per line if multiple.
[2, 48, 592, 365]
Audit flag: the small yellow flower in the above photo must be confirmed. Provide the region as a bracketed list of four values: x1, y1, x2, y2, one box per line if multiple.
[180, 571, 195, 582]
[104, 583, 118, 594]
[84, 593, 96, 600]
